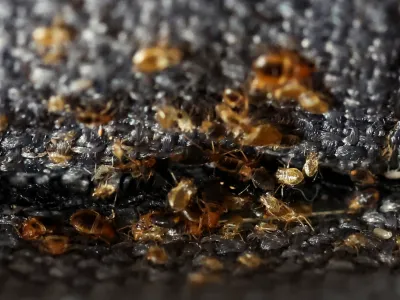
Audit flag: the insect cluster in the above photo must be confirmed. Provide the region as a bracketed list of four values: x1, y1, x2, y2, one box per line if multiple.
[3, 0, 400, 283]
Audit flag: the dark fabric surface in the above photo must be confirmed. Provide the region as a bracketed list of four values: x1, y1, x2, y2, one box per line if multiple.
[1, 0, 400, 298]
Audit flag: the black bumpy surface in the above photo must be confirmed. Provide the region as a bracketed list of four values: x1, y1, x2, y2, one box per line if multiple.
[1, 0, 400, 298]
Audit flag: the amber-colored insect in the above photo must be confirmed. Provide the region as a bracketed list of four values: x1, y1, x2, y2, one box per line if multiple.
[117, 157, 156, 181]
[350, 169, 376, 186]
[91, 165, 119, 199]
[271, 80, 308, 102]
[130, 212, 168, 242]
[222, 88, 249, 115]
[0, 114, 8, 132]
[146, 246, 169, 265]
[32, 17, 75, 48]
[47, 95, 67, 113]
[199, 201, 226, 230]
[32, 17, 76, 64]
[275, 167, 304, 186]
[223, 193, 251, 211]
[240, 123, 282, 146]
[337, 233, 369, 253]
[302, 152, 319, 177]
[133, 46, 182, 73]
[252, 51, 314, 89]
[155, 105, 195, 133]
[221, 215, 244, 239]
[259, 193, 286, 216]
[112, 139, 134, 161]
[251, 51, 329, 114]
[70, 209, 116, 243]
[40, 235, 69, 255]
[75, 101, 115, 128]
[237, 252, 263, 269]
[254, 221, 278, 233]
[347, 188, 380, 213]
[260, 193, 313, 230]
[215, 103, 251, 138]
[215, 151, 275, 191]
[18, 217, 48, 240]
[47, 139, 73, 165]
[92, 183, 117, 200]
[198, 257, 224, 272]
[168, 178, 198, 212]
[185, 220, 204, 238]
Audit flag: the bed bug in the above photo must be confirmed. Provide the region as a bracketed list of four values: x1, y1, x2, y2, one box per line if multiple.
[184, 220, 204, 238]
[222, 88, 249, 115]
[168, 178, 198, 212]
[0, 114, 8, 132]
[251, 50, 314, 93]
[92, 182, 118, 200]
[40, 235, 69, 255]
[337, 233, 369, 253]
[133, 46, 182, 73]
[240, 123, 282, 146]
[215, 103, 251, 138]
[223, 193, 251, 211]
[254, 221, 278, 233]
[278, 208, 313, 230]
[221, 215, 244, 239]
[130, 212, 168, 242]
[260, 193, 313, 230]
[259, 193, 286, 216]
[120, 157, 156, 181]
[271, 80, 308, 102]
[91, 165, 120, 199]
[237, 252, 263, 269]
[75, 101, 115, 128]
[302, 152, 319, 177]
[47, 95, 67, 113]
[32, 17, 75, 48]
[146, 246, 169, 265]
[47, 139, 73, 165]
[32, 17, 76, 64]
[349, 169, 376, 186]
[155, 105, 195, 133]
[112, 139, 134, 161]
[275, 167, 304, 186]
[215, 151, 275, 191]
[18, 217, 48, 240]
[199, 200, 226, 230]
[347, 188, 380, 213]
[70, 209, 116, 243]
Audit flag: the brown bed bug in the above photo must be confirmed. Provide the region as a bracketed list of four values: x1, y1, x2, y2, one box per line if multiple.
[133, 46, 183, 73]
[302, 152, 319, 178]
[275, 167, 304, 186]
[168, 178, 198, 212]
[40, 235, 69, 255]
[19, 217, 48, 241]
[70, 209, 116, 243]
